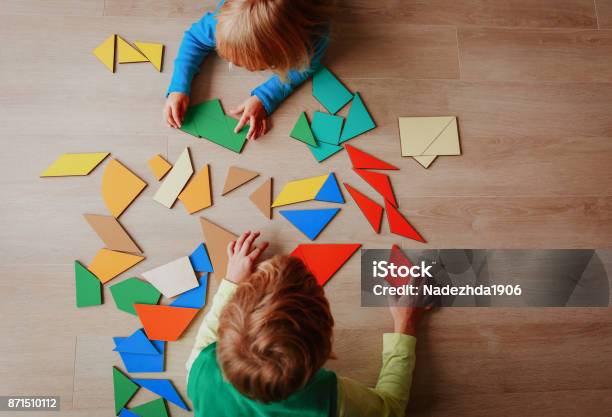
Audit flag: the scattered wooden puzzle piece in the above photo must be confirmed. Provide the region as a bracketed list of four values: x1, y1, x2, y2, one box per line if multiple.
[113, 367, 139, 415]
[222, 166, 259, 195]
[178, 164, 212, 214]
[134, 41, 164, 72]
[311, 111, 344, 145]
[74, 261, 102, 308]
[147, 155, 172, 181]
[113, 337, 164, 373]
[290, 112, 317, 146]
[291, 243, 361, 286]
[345, 144, 398, 170]
[385, 200, 426, 243]
[314, 173, 344, 203]
[129, 398, 168, 417]
[249, 178, 273, 219]
[142, 256, 198, 298]
[131, 379, 189, 411]
[40, 152, 109, 177]
[272, 174, 329, 207]
[398, 116, 460, 168]
[110, 278, 161, 315]
[200, 218, 238, 279]
[170, 275, 208, 309]
[412, 155, 438, 169]
[118, 409, 140, 417]
[88, 249, 145, 284]
[102, 159, 147, 218]
[117, 36, 148, 63]
[135, 304, 199, 341]
[312, 67, 353, 114]
[153, 148, 193, 208]
[83, 214, 142, 254]
[353, 168, 397, 207]
[189, 243, 213, 273]
[386, 244, 414, 287]
[280, 208, 340, 240]
[307, 141, 344, 163]
[93, 35, 116, 72]
[339, 93, 376, 142]
[343, 183, 383, 233]
[113, 329, 159, 355]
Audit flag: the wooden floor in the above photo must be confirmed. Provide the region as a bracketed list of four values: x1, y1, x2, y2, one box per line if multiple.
[1, 0, 612, 416]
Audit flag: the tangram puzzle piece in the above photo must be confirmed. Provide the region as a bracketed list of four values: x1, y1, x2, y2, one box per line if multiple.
[118, 409, 140, 417]
[117, 36, 148, 63]
[189, 243, 213, 273]
[114, 337, 165, 373]
[386, 244, 414, 287]
[83, 214, 142, 254]
[110, 278, 161, 315]
[154, 148, 193, 208]
[343, 183, 383, 233]
[398, 116, 460, 168]
[102, 159, 147, 218]
[147, 155, 172, 181]
[291, 244, 361, 286]
[200, 218, 237, 279]
[89, 249, 145, 284]
[222, 166, 259, 195]
[249, 178, 273, 219]
[113, 367, 139, 415]
[41, 152, 110, 177]
[178, 164, 212, 214]
[74, 261, 102, 308]
[340, 93, 376, 142]
[312, 67, 353, 114]
[314, 173, 344, 203]
[171, 274, 208, 309]
[385, 200, 426, 243]
[93, 35, 116, 72]
[132, 379, 189, 411]
[311, 111, 344, 145]
[142, 256, 198, 298]
[353, 168, 397, 208]
[412, 155, 438, 169]
[280, 208, 340, 240]
[135, 304, 199, 341]
[345, 144, 398, 170]
[114, 329, 159, 355]
[134, 41, 165, 72]
[272, 174, 328, 207]
[129, 398, 168, 417]
[290, 112, 316, 146]
[307, 140, 344, 163]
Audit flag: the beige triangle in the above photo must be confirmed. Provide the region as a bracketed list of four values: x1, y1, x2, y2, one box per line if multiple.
[88, 248, 145, 284]
[421, 117, 460, 156]
[249, 178, 273, 219]
[134, 41, 164, 71]
[222, 166, 259, 195]
[153, 148, 193, 208]
[178, 164, 212, 214]
[412, 155, 438, 168]
[116, 36, 148, 63]
[83, 214, 142, 254]
[200, 218, 238, 279]
[398, 116, 455, 156]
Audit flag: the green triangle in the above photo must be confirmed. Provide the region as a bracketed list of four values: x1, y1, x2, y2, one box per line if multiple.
[180, 99, 226, 138]
[75, 261, 102, 308]
[340, 93, 376, 142]
[109, 278, 161, 315]
[307, 140, 344, 162]
[113, 367, 139, 415]
[290, 112, 317, 146]
[130, 398, 168, 417]
[180, 106, 200, 137]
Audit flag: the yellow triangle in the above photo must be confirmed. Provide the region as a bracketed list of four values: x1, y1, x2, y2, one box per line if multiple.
[272, 175, 328, 207]
[93, 35, 116, 72]
[421, 117, 460, 156]
[117, 36, 148, 63]
[412, 155, 438, 169]
[134, 41, 164, 72]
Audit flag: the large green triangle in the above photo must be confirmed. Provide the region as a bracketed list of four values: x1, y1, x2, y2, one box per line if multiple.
[130, 398, 168, 417]
[340, 93, 376, 142]
[290, 112, 317, 146]
[109, 277, 161, 315]
[180, 99, 226, 138]
[74, 261, 102, 308]
[113, 367, 139, 415]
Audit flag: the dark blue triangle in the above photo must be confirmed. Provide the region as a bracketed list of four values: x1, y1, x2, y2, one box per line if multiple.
[189, 243, 213, 273]
[280, 208, 340, 240]
[170, 274, 208, 308]
[314, 173, 344, 203]
[113, 329, 160, 355]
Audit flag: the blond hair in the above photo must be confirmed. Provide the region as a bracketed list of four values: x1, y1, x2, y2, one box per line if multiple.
[216, 0, 333, 78]
[217, 255, 334, 403]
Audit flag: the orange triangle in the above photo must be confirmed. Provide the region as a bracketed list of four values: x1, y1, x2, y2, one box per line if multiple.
[222, 166, 259, 195]
[134, 304, 199, 341]
[249, 178, 273, 219]
[200, 218, 238, 279]
[290, 244, 361, 286]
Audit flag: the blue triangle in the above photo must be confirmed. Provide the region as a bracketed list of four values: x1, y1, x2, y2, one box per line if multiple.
[189, 243, 213, 273]
[118, 409, 140, 417]
[315, 173, 344, 203]
[170, 274, 208, 308]
[113, 337, 165, 373]
[280, 208, 340, 240]
[113, 329, 160, 355]
[132, 379, 190, 411]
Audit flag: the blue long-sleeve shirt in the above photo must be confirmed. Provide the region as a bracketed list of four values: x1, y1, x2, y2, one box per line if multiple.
[167, 1, 330, 115]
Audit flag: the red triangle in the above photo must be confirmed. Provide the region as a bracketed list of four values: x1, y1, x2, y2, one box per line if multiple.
[135, 304, 199, 341]
[343, 182, 383, 233]
[290, 244, 361, 286]
[385, 200, 426, 243]
[386, 244, 414, 287]
[345, 144, 398, 170]
[354, 169, 397, 207]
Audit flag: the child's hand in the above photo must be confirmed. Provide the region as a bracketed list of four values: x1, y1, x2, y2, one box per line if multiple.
[388, 277, 437, 336]
[229, 96, 269, 141]
[225, 231, 269, 284]
[164, 92, 189, 129]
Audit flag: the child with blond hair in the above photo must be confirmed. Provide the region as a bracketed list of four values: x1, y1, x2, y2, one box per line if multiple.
[164, 0, 333, 140]
[186, 231, 432, 417]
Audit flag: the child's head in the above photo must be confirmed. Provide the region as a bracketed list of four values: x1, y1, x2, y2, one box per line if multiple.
[216, 0, 333, 78]
[217, 255, 334, 403]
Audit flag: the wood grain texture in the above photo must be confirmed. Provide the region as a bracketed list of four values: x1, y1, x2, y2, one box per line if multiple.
[596, 0, 612, 28]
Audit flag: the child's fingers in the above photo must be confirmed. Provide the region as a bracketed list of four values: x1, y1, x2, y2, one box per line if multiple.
[234, 113, 248, 133]
[246, 116, 257, 140]
[229, 104, 245, 117]
[248, 241, 269, 261]
[164, 106, 176, 128]
[171, 105, 182, 128]
[226, 240, 236, 257]
[235, 231, 250, 253]
[241, 231, 260, 255]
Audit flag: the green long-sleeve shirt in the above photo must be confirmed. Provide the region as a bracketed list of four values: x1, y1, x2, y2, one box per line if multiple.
[186, 280, 417, 417]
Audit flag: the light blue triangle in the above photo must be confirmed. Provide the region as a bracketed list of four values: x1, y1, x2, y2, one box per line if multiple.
[315, 173, 344, 203]
[312, 67, 353, 114]
[113, 329, 160, 355]
[189, 243, 213, 273]
[307, 140, 343, 163]
[280, 208, 340, 240]
[170, 274, 208, 308]
[311, 111, 344, 145]
[132, 379, 189, 411]
[340, 93, 376, 142]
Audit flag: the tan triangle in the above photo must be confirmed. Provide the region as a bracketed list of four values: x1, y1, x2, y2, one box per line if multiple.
[398, 116, 455, 156]
[412, 155, 438, 168]
[178, 164, 212, 214]
[134, 41, 164, 72]
[83, 214, 142, 254]
[421, 117, 460, 156]
[222, 166, 259, 195]
[93, 35, 116, 72]
[116, 36, 148, 63]
[200, 218, 238, 279]
[249, 178, 273, 219]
